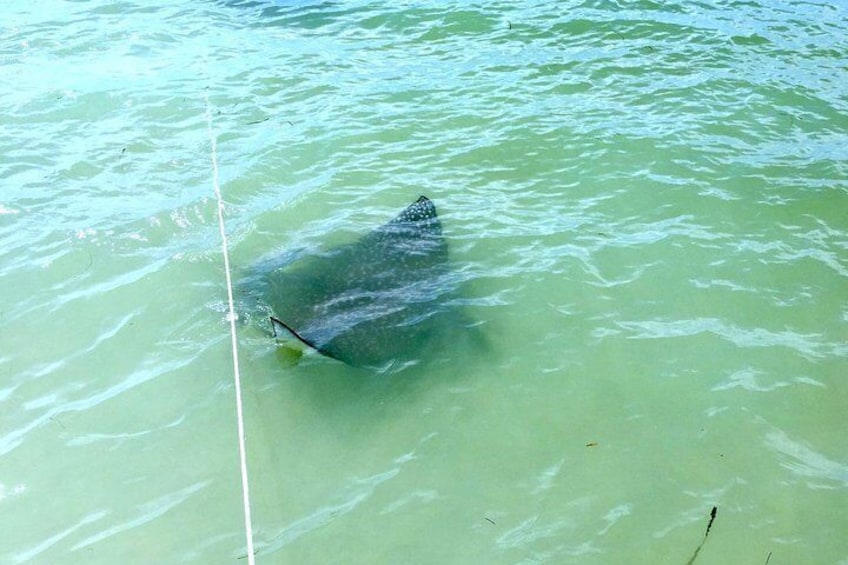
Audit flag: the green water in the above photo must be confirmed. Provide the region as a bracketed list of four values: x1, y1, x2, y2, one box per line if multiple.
[1, 1, 846, 563]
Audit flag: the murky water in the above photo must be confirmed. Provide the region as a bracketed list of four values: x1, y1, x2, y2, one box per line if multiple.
[1, 1, 846, 563]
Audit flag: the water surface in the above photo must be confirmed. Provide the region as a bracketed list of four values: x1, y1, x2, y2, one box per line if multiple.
[1, 1, 846, 563]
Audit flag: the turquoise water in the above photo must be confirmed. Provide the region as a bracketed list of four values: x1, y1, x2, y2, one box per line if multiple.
[1, 0, 846, 563]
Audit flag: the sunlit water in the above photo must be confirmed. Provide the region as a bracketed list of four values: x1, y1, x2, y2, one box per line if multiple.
[1, 1, 846, 563]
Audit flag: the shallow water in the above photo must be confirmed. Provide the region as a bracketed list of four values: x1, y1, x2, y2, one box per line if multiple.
[1, 1, 846, 563]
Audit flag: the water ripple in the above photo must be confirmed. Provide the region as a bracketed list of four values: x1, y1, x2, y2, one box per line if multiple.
[616, 318, 834, 360]
[1, 0, 845, 562]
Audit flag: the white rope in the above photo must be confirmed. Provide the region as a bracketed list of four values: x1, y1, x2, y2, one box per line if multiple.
[204, 88, 256, 565]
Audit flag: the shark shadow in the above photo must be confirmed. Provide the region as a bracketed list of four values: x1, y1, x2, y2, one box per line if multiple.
[242, 196, 479, 370]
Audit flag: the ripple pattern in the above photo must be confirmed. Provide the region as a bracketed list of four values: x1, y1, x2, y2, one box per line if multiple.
[0, 1, 845, 563]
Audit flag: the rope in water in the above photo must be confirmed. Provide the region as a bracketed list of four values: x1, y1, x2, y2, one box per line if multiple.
[204, 88, 256, 565]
